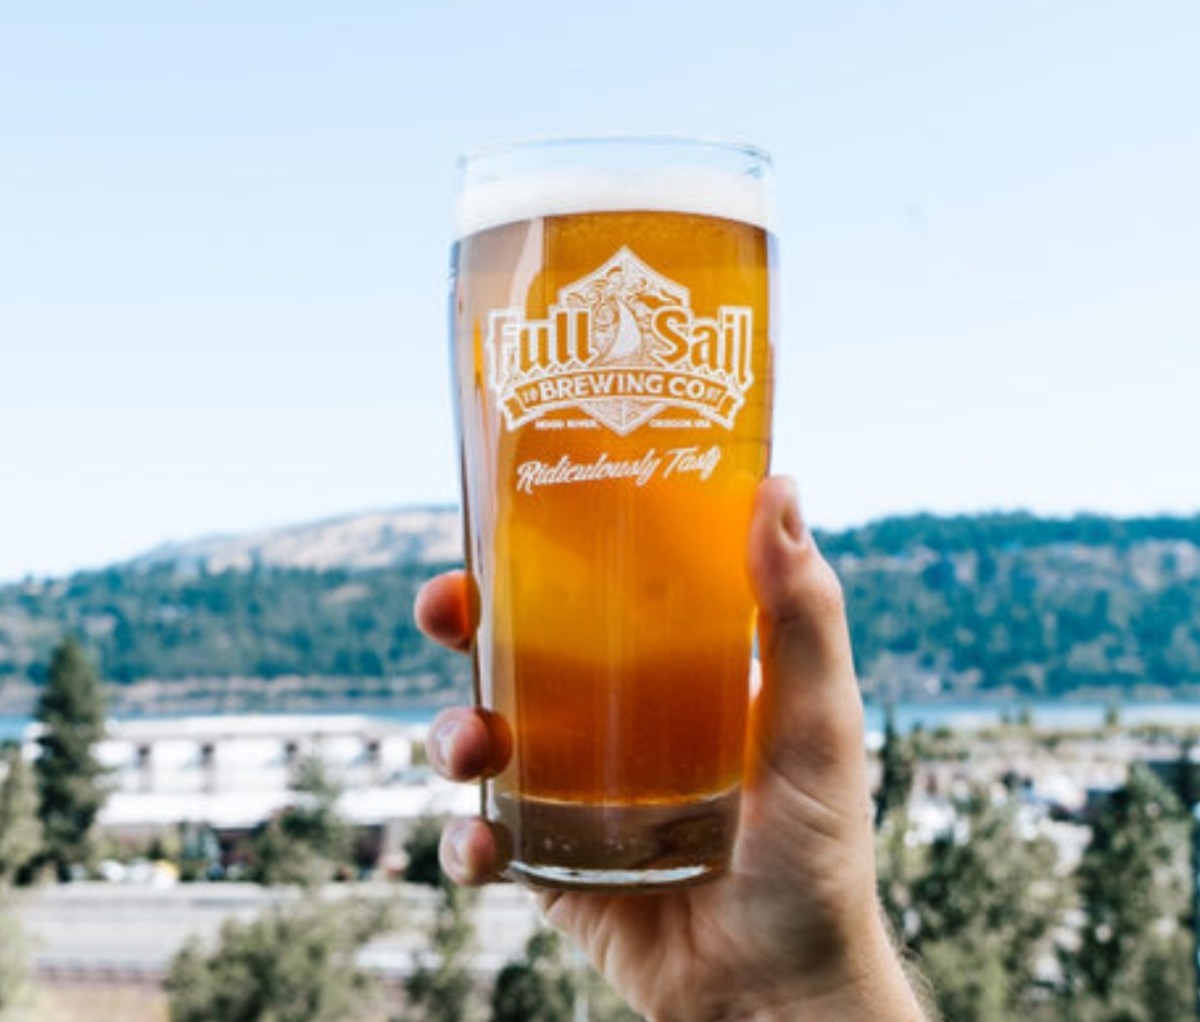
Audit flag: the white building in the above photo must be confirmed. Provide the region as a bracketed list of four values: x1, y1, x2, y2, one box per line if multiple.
[22, 714, 478, 873]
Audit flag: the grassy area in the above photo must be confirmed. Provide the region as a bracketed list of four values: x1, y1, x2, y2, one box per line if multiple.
[25, 978, 404, 1022]
[26, 982, 168, 1022]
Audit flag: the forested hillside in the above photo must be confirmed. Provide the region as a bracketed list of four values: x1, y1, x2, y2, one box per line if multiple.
[827, 512, 1200, 699]
[0, 561, 468, 710]
[1, 509, 1197, 708]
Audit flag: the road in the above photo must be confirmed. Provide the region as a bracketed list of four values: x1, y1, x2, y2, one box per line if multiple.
[15, 881, 543, 980]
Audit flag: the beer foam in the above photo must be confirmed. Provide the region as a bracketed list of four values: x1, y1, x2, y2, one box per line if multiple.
[455, 168, 773, 238]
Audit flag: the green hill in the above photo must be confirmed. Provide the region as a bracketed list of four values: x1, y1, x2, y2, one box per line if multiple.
[824, 512, 1200, 700]
[1, 509, 1197, 712]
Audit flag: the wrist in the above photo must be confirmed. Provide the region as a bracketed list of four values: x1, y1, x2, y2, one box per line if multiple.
[743, 914, 931, 1022]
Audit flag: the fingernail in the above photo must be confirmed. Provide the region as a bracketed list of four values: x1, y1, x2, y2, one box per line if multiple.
[433, 718, 460, 770]
[781, 477, 803, 543]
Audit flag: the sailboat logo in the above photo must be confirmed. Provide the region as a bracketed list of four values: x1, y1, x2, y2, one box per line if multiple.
[486, 247, 755, 436]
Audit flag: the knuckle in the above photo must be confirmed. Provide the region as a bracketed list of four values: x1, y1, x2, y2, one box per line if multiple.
[803, 553, 847, 623]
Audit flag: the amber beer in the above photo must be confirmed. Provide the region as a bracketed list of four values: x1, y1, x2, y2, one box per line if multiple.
[451, 138, 775, 889]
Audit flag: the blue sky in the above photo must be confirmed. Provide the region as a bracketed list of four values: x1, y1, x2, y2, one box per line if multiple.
[1, 1, 1197, 581]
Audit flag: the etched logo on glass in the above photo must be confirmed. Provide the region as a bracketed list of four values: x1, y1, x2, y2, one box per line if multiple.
[486, 248, 754, 436]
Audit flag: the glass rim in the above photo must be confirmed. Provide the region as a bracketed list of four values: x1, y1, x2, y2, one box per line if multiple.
[458, 134, 773, 172]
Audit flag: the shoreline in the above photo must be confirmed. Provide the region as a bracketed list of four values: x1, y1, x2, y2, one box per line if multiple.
[4, 694, 1200, 743]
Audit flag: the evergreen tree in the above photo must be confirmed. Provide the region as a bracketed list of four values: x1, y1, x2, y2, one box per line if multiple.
[33, 637, 108, 880]
[0, 745, 42, 885]
[875, 703, 915, 828]
[402, 818, 483, 1022]
[165, 896, 392, 1022]
[0, 747, 38, 1015]
[1175, 735, 1198, 809]
[876, 805, 916, 944]
[908, 789, 1061, 1019]
[404, 884, 480, 1022]
[0, 890, 32, 1019]
[1060, 765, 1192, 1021]
[251, 755, 351, 887]
[491, 928, 641, 1022]
[917, 923, 1009, 1022]
[491, 929, 575, 1022]
[401, 815, 445, 890]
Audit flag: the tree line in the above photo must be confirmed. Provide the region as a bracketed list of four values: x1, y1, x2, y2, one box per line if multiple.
[828, 512, 1200, 698]
[0, 640, 1195, 1019]
[874, 716, 1197, 1021]
[0, 639, 638, 1021]
[0, 561, 469, 697]
[3, 512, 1198, 704]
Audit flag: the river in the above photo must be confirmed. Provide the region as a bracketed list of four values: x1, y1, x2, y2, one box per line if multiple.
[3, 699, 1198, 744]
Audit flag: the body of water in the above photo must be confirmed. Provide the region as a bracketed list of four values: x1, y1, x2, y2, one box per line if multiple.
[861, 699, 1200, 736]
[3, 700, 1199, 744]
[0, 706, 440, 743]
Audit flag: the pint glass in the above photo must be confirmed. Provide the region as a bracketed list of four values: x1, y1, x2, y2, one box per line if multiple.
[450, 137, 775, 889]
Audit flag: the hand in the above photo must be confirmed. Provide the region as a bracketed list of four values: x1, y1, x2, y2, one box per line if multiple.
[415, 477, 929, 1022]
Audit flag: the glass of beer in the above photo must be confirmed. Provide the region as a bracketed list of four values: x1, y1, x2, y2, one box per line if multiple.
[450, 137, 775, 889]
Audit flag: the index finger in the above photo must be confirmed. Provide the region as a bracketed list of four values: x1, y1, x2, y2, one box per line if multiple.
[414, 570, 475, 653]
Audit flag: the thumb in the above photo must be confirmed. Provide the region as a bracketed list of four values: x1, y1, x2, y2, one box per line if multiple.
[746, 477, 866, 788]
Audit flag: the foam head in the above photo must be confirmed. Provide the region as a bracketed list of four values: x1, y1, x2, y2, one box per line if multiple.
[455, 139, 773, 238]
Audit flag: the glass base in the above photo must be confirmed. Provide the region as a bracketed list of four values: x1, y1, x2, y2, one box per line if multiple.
[492, 786, 739, 892]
